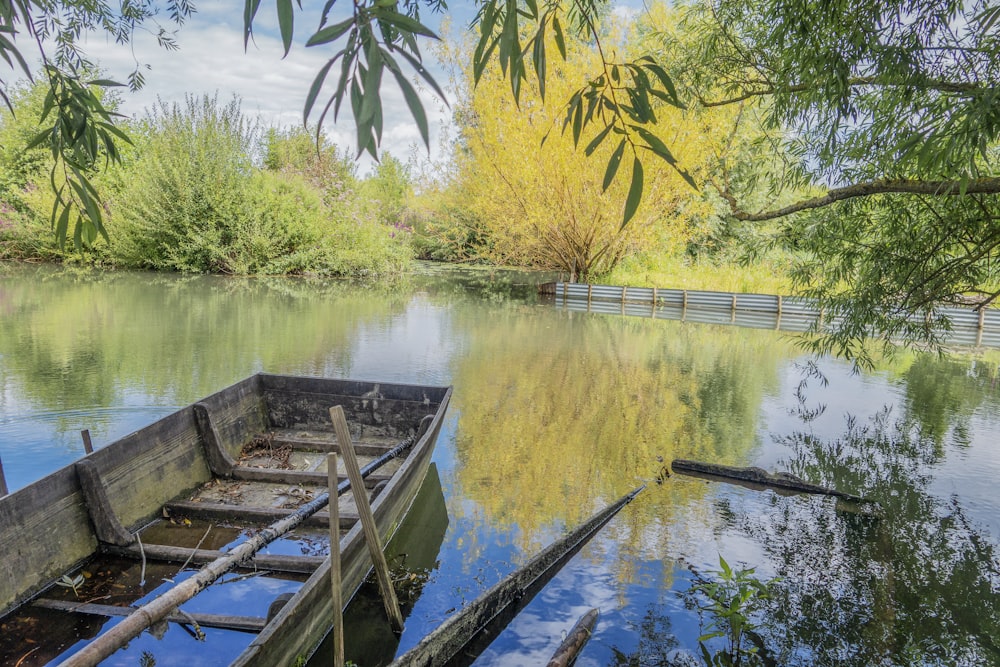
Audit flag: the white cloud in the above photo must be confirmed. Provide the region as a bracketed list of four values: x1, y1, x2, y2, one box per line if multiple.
[59, 0, 454, 172]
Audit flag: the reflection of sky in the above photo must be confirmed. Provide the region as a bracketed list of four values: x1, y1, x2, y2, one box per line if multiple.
[5, 267, 1000, 664]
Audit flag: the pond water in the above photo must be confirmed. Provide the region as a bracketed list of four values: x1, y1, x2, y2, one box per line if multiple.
[2, 262, 999, 666]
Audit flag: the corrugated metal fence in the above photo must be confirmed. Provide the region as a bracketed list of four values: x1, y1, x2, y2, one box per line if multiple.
[540, 282, 1000, 349]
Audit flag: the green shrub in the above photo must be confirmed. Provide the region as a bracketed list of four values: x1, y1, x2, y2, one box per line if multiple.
[104, 95, 409, 277]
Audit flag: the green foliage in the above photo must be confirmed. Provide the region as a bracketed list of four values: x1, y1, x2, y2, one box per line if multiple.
[262, 126, 357, 206]
[360, 153, 412, 227]
[105, 95, 409, 276]
[689, 556, 777, 667]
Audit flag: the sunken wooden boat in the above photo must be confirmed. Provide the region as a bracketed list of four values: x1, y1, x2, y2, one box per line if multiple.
[0, 373, 452, 666]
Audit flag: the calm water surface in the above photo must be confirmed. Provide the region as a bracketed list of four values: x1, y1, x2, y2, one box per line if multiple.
[2, 262, 999, 666]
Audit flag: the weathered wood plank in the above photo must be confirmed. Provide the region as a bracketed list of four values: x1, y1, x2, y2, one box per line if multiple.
[671, 459, 867, 503]
[102, 543, 326, 574]
[268, 434, 396, 457]
[546, 608, 599, 667]
[74, 459, 134, 547]
[163, 500, 359, 529]
[230, 467, 389, 487]
[194, 403, 237, 477]
[32, 599, 266, 633]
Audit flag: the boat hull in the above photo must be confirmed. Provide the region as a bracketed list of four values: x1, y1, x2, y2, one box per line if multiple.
[0, 373, 451, 665]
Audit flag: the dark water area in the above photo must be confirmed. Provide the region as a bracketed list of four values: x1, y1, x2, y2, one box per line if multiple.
[2, 261, 999, 666]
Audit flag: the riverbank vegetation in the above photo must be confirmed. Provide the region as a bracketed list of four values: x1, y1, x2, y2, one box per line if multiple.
[0, 90, 411, 277]
[2, 0, 998, 359]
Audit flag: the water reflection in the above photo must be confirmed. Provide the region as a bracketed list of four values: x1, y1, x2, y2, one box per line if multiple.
[3, 263, 1000, 666]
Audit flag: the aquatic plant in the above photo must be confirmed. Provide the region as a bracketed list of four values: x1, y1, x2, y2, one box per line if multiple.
[690, 556, 777, 667]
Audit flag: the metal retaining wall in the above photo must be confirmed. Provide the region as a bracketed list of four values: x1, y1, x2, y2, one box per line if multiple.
[544, 282, 1000, 349]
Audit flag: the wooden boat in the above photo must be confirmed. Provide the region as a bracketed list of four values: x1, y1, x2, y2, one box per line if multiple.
[0, 373, 452, 666]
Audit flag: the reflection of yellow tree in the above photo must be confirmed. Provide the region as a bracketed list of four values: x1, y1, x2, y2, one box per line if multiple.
[449, 307, 795, 567]
[0, 265, 409, 411]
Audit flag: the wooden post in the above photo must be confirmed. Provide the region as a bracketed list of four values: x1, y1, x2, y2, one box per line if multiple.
[329, 406, 404, 632]
[977, 308, 986, 347]
[546, 608, 599, 667]
[0, 455, 8, 497]
[621, 286, 627, 315]
[587, 283, 593, 309]
[327, 453, 345, 667]
[731, 294, 738, 322]
[776, 295, 783, 330]
[81, 429, 94, 455]
[651, 287, 658, 318]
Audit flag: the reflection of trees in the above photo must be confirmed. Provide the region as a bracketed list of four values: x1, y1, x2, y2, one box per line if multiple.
[449, 307, 793, 560]
[898, 355, 1000, 448]
[732, 410, 1000, 666]
[0, 265, 407, 410]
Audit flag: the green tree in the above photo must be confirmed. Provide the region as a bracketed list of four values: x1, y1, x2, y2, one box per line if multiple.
[360, 153, 412, 227]
[667, 0, 1000, 362]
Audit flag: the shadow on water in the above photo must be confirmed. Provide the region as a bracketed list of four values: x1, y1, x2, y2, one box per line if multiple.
[308, 463, 450, 667]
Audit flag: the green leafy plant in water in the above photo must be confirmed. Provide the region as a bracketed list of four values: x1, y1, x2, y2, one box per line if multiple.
[53, 573, 86, 597]
[690, 556, 778, 667]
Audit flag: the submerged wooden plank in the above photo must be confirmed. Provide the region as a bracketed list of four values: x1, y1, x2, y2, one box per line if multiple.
[546, 608, 599, 667]
[32, 599, 266, 633]
[102, 544, 325, 574]
[671, 459, 867, 503]
[163, 500, 360, 529]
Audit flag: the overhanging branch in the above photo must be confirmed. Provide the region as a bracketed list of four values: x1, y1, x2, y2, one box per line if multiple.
[726, 177, 1000, 221]
[699, 76, 986, 107]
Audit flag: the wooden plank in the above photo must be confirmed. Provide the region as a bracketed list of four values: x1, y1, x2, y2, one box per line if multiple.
[75, 459, 134, 547]
[268, 434, 395, 457]
[671, 459, 869, 503]
[390, 486, 644, 667]
[163, 500, 359, 529]
[546, 608, 599, 667]
[32, 599, 266, 633]
[194, 403, 237, 478]
[102, 543, 325, 574]
[231, 467, 388, 487]
[331, 406, 404, 631]
[328, 452, 345, 667]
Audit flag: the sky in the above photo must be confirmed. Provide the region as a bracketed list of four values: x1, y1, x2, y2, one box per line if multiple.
[10, 0, 473, 172]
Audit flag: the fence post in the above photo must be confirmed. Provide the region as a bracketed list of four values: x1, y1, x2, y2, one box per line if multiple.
[651, 287, 658, 318]
[82, 429, 94, 455]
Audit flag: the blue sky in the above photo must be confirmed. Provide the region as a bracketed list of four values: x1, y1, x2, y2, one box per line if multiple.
[40, 0, 473, 170]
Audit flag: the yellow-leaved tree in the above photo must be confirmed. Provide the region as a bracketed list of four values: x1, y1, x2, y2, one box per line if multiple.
[444, 2, 750, 280]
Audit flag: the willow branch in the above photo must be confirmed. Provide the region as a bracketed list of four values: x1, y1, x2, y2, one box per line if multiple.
[725, 177, 1000, 221]
[699, 76, 988, 107]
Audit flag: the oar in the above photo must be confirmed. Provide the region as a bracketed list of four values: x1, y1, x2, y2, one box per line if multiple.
[59, 432, 420, 667]
[390, 485, 645, 667]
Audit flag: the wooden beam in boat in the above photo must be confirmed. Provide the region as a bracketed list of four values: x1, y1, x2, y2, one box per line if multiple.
[102, 543, 326, 575]
[269, 433, 396, 457]
[74, 459, 135, 547]
[193, 402, 237, 478]
[230, 467, 389, 488]
[32, 599, 266, 633]
[163, 500, 359, 529]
